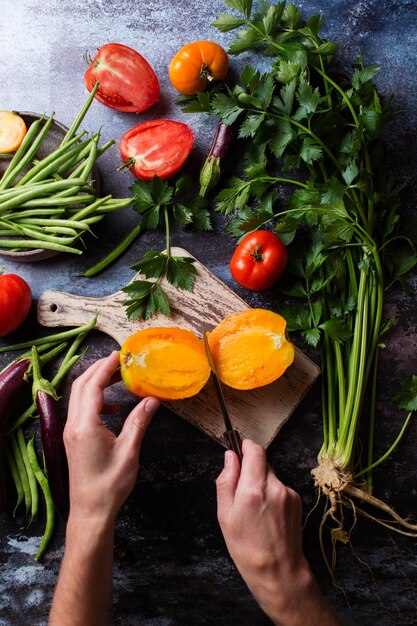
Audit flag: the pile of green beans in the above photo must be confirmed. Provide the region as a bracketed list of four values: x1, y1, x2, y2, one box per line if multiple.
[3, 318, 96, 559]
[0, 84, 131, 254]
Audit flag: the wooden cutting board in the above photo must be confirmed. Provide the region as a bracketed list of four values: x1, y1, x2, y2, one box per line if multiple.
[37, 247, 320, 448]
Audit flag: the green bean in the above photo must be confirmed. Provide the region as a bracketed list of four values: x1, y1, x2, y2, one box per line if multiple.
[27, 437, 55, 561]
[0, 237, 83, 254]
[51, 138, 113, 199]
[97, 139, 115, 155]
[6, 208, 65, 219]
[0, 178, 88, 214]
[71, 194, 113, 221]
[25, 136, 99, 185]
[29, 341, 70, 372]
[0, 179, 69, 201]
[11, 222, 81, 237]
[74, 216, 102, 226]
[14, 217, 91, 232]
[56, 134, 101, 176]
[7, 337, 92, 434]
[61, 82, 99, 145]
[0, 219, 25, 233]
[17, 131, 86, 186]
[65, 141, 110, 179]
[97, 198, 132, 208]
[7, 353, 83, 433]
[18, 193, 95, 208]
[0, 115, 56, 189]
[16, 428, 39, 523]
[0, 220, 79, 245]
[5, 440, 24, 516]
[41, 225, 80, 236]
[79, 134, 99, 182]
[93, 197, 132, 212]
[43, 183, 93, 201]
[8, 432, 32, 517]
[0, 316, 97, 354]
[67, 197, 132, 216]
[62, 333, 89, 367]
[0, 118, 43, 190]
[1, 342, 68, 375]
[82, 220, 143, 277]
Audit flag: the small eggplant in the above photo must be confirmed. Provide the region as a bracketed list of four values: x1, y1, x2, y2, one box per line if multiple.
[0, 357, 31, 510]
[31, 346, 69, 519]
[199, 120, 235, 198]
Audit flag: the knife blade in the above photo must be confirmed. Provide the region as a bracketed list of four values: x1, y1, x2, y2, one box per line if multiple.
[202, 325, 242, 461]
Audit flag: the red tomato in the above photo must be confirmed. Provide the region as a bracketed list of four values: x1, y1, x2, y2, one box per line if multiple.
[84, 43, 160, 113]
[0, 271, 32, 337]
[230, 230, 288, 291]
[119, 119, 194, 180]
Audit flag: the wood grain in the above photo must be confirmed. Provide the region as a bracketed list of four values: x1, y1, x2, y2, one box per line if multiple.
[38, 247, 320, 448]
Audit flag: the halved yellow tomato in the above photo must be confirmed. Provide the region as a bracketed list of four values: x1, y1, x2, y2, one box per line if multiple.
[0, 111, 27, 153]
[208, 309, 295, 390]
[120, 327, 210, 400]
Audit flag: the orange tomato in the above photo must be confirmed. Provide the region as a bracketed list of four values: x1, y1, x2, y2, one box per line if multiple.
[120, 327, 210, 400]
[208, 309, 295, 390]
[169, 40, 229, 95]
[0, 111, 27, 153]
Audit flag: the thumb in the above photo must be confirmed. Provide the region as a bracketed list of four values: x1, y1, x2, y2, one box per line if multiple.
[216, 450, 240, 524]
[118, 397, 160, 453]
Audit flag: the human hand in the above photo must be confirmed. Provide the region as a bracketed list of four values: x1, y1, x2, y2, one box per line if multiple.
[216, 440, 340, 626]
[63, 350, 160, 525]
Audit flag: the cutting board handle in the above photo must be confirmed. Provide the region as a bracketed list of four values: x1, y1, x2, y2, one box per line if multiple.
[37, 289, 134, 344]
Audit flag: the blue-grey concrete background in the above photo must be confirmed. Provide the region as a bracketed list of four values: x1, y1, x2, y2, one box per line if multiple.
[1, 1, 416, 624]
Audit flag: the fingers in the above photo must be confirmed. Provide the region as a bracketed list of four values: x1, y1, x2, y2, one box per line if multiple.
[216, 449, 241, 523]
[118, 397, 160, 454]
[67, 351, 120, 426]
[236, 439, 268, 495]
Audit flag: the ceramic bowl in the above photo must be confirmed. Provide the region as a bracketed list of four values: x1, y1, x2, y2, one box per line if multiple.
[0, 112, 100, 262]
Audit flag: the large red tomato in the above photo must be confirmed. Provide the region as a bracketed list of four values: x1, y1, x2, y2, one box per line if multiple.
[119, 119, 194, 180]
[0, 271, 32, 336]
[230, 230, 288, 291]
[84, 43, 160, 113]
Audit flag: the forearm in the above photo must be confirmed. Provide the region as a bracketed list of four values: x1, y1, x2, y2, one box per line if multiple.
[49, 516, 115, 626]
[248, 562, 341, 626]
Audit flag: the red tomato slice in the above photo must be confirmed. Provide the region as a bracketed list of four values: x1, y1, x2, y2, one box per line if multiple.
[84, 43, 160, 113]
[230, 230, 288, 291]
[119, 119, 194, 180]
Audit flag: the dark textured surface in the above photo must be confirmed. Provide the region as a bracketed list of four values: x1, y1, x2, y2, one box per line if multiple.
[1, 1, 417, 625]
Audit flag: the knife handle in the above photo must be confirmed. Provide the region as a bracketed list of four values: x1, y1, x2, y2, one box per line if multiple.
[224, 429, 243, 462]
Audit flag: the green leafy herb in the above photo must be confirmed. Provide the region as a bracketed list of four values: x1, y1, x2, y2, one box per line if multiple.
[394, 376, 417, 412]
[122, 176, 210, 320]
[188, 0, 417, 561]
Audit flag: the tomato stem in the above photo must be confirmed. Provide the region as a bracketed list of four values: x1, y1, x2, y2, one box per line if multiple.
[117, 157, 136, 171]
[249, 244, 263, 263]
[199, 64, 213, 82]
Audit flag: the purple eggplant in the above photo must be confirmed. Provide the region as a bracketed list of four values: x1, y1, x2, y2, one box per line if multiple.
[31, 346, 69, 519]
[199, 120, 235, 198]
[0, 357, 31, 510]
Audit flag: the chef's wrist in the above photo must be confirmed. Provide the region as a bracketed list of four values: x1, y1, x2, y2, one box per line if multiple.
[65, 511, 116, 552]
[255, 561, 340, 626]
